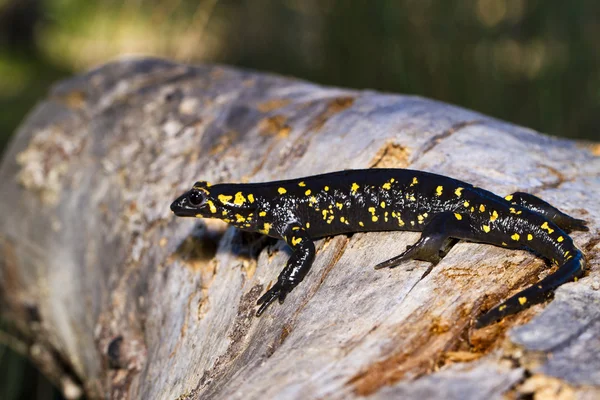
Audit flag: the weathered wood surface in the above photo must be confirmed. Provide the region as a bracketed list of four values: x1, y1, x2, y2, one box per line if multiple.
[1, 58, 599, 400]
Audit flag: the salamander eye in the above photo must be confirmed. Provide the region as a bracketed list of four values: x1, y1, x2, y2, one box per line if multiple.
[188, 190, 205, 206]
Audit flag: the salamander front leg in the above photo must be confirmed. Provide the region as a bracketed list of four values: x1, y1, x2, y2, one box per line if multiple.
[256, 223, 315, 316]
[374, 212, 471, 270]
[507, 192, 588, 232]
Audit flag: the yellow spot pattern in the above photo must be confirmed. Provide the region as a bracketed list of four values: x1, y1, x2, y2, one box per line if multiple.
[527, 234, 533, 241]
[298, 181, 306, 187]
[372, 216, 379, 222]
[206, 200, 217, 213]
[454, 213, 462, 220]
[234, 192, 246, 205]
[411, 177, 418, 186]
[351, 182, 360, 193]
[291, 237, 302, 246]
[455, 187, 464, 197]
[248, 194, 255, 203]
[464, 201, 470, 207]
[336, 202, 344, 210]
[324, 186, 330, 191]
[306, 222, 310, 228]
[479, 204, 485, 212]
[557, 236, 564, 242]
[359, 221, 364, 227]
[305, 189, 311, 196]
[505, 194, 513, 201]
[235, 214, 246, 223]
[482, 225, 490, 233]
[541, 221, 555, 234]
[436, 186, 444, 196]
[262, 222, 272, 234]
[518, 297, 527, 305]
[511, 233, 520, 241]
[380, 201, 386, 208]
[490, 210, 498, 222]
[218, 194, 233, 203]
[278, 187, 287, 195]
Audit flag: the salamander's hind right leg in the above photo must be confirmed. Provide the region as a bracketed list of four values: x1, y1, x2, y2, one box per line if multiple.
[507, 192, 588, 232]
[374, 212, 472, 270]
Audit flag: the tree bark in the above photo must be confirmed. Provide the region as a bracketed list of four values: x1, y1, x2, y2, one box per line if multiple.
[1, 58, 599, 399]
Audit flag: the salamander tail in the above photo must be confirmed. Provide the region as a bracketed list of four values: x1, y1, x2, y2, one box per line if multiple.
[475, 249, 586, 329]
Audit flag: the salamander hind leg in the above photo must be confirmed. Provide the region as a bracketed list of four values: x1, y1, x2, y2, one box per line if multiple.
[256, 223, 316, 316]
[507, 192, 588, 232]
[374, 212, 470, 270]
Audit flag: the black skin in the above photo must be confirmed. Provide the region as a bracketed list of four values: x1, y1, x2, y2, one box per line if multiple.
[170, 169, 588, 328]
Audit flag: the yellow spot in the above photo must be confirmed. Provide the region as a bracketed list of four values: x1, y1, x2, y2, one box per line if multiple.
[324, 186, 329, 191]
[368, 206, 376, 214]
[454, 213, 462, 220]
[372, 216, 379, 222]
[436, 186, 443, 196]
[235, 214, 246, 223]
[482, 225, 490, 233]
[565, 251, 570, 257]
[322, 210, 328, 220]
[502, 242, 508, 246]
[292, 226, 300, 231]
[195, 214, 203, 218]
[206, 200, 217, 213]
[455, 187, 464, 197]
[527, 234, 533, 241]
[511, 233, 520, 241]
[351, 182, 360, 193]
[218, 194, 233, 203]
[479, 204, 485, 212]
[308, 196, 317, 206]
[382, 182, 391, 190]
[234, 192, 246, 205]
[340, 216, 345, 223]
[298, 181, 306, 187]
[359, 221, 364, 227]
[390, 178, 395, 183]
[557, 236, 564, 242]
[411, 221, 415, 226]
[305, 189, 312, 196]
[384, 211, 389, 222]
[509, 207, 517, 214]
[490, 210, 498, 222]
[518, 297, 527, 305]
[248, 194, 255, 203]
[336, 202, 344, 210]
[397, 218, 405, 227]
[380, 201, 386, 208]
[411, 177, 418, 186]
[292, 237, 302, 246]
[541, 221, 555, 234]
[417, 214, 424, 223]
[262, 222, 272, 233]
[278, 187, 287, 195]
[463, 201, 470, 207]
[409, 195, 416, 201]
[505, 194, 513, 201]
[306, 222, 310, 228]
[499, 305, 507, 312]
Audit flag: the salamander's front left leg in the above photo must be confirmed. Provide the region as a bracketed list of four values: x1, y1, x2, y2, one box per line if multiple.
[256, 223, 316, 316]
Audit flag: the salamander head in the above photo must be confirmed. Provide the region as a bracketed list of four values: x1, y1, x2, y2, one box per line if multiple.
[170, 181, 216, 218]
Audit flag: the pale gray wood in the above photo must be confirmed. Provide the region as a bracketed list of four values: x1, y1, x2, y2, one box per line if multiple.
[0, 58, 598, 399]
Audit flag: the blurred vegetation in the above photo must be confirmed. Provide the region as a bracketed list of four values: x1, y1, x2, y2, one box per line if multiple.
[1, 0, 599, 398]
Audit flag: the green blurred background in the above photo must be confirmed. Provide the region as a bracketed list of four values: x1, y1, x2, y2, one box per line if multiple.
[1, 0, 599, 398]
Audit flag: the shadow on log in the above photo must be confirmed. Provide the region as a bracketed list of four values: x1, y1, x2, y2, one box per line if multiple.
[0, 58, 599, 399]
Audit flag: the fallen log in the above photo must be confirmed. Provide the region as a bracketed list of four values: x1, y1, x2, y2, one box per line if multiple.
[1, 58, 598, 399]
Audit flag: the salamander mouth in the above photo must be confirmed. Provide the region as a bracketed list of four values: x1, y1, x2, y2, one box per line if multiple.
[170, 192, 205, 217]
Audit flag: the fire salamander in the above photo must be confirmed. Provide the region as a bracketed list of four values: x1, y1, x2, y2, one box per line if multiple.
[170, 169, 588, 328]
